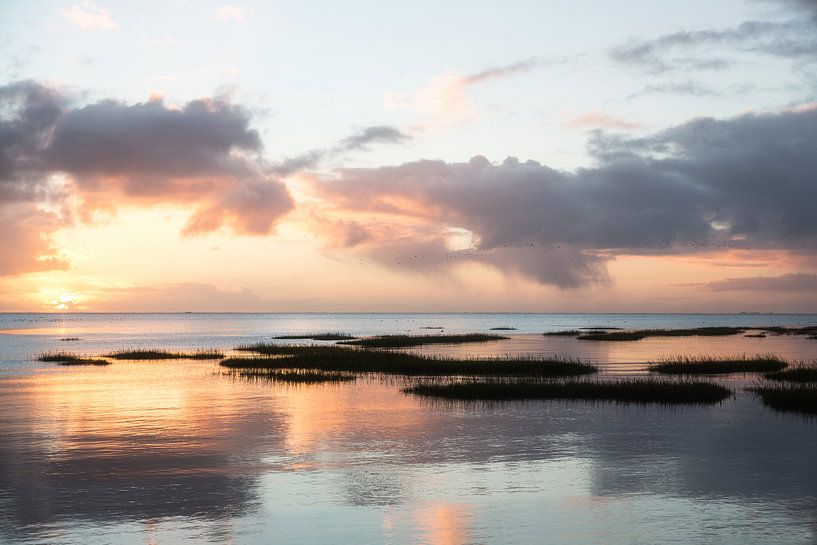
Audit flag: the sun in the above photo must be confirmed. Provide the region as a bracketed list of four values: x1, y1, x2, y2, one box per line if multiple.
[43, 290, 83, 311]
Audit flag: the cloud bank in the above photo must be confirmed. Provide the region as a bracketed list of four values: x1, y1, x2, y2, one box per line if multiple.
[0, 80, 294, 274]
[312, 105, 817, 288]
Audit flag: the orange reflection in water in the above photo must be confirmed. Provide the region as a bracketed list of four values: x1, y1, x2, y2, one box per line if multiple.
[277, 378, 431, 457]
[383, 502, 474, 545]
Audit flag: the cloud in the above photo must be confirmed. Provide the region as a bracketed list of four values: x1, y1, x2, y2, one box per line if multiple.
[0, 204, 68, 276]
[212, 5, 247, 23]
[702, 273, 817, 291]
[384, 58, 557, 127]
[62, 2, 120, 31]
[310, 106, 817, 288]
[339, 125, 411, 151]
[609, 14, 817, 74]
[271, 125, 411, 175]
[0, 80, 295, 274]
[564, 111, 641, 130]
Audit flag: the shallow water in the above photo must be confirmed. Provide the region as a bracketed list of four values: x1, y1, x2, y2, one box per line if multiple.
[1, 313, 816, 544]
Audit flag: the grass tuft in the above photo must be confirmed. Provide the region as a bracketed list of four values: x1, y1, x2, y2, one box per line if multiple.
[340, 333, 508, 348]
[749, 385, 817, 415]
[273, 333, 357, 341]
[222, 345, 596, 377]
[490, 327, 517, 331]
[37, 351, 109, 366]
[649, 354, 787, 375]
[59, 337, 80, 341]
[764, 362, 817, 383]
[578, 327, 746, 341]
[105, 349, 224, 360]
[543, 330, 581, 337]
[404, 378, 732, 405]
[228, 369, 357, 384]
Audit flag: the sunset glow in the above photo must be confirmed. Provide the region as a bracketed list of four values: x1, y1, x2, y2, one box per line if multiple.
[0, 1, 815, 312]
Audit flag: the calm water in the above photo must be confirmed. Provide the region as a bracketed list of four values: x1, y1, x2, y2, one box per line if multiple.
[1, 313, 816, 544]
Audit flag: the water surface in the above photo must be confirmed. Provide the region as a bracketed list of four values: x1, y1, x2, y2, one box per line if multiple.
[1, 313, 815, 544]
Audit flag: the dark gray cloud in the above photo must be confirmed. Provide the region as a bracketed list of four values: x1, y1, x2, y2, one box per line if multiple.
[0, 80, 295, 273]
[272, 125, 411, 175]
[339, 125, 411, 151]
[610, 17, 817, 74]
[315, 106, 817, 287]
[703, 273, 817, 291]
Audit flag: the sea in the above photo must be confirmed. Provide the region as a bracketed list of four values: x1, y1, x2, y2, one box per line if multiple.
[0, 313, 815, 545]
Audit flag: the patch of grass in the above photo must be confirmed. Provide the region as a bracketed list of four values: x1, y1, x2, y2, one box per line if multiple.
[490, 327, 517, 331]
[578, 327, 746, 341]
[228, 369, 357, 384]
[37, 351, 109, 366]
[744, 333, 767, 338]
[749, 385, 817, 415]
[808, 335, 817, 340]
[758, 326, 817, 336]
[59, 337, 80, 341]
[340, 333, 508, 348]
[420, 326, 444, 330]
[543, 330, 581, 337]
[764, 363, 817, 383]
[404, 378, 732, 405]
[273, 333, 357, 341]
[222, 345, 596, 377]
[649, 354, 787, 375]
[105, 349, 224, 360]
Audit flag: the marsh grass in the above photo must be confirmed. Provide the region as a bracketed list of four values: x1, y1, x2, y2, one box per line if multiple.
[577, 327, 746, 341]
[744, 333, 767, 338]
[749, 384, 817, 415]
[59, 337, 80, 341]
[273, 333, 357, 341]
[490, 327, 517, 330]
[403, 378, 732, 405]
[649, 354, 787, 375]
[340, 333, 508, 348]
[37, 351, 109, 366]
[757, 326, 817, 336]
[228, 369, 357, 384]
[542, 330, 581, 337]
[222, 345, 596, 377]
[764, 363, 817, 383]
[105, 349, 225, 360]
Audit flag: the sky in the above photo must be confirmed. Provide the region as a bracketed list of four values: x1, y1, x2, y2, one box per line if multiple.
[1, 0, 816, 312]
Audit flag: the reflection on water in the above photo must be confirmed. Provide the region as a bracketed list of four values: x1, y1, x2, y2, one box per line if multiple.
[0, 315, 816, 544]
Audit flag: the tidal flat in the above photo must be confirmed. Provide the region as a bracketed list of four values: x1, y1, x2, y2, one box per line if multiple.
[1, 312, 816, 545]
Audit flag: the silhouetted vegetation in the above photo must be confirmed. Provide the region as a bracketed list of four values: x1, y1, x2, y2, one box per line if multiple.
[578, 327, 746, 341]
[490, 327, 517, 330]
[228, 369, 357, 384]
[543, 330, 581, 337]
[649, 354, 787, 375]
[757, 326, 817, 336]
[222, 345, 596, 377]
[37, 351, 109, 366]
[340, 333, 508, 348]
[764, 363, 817, 383]
[273, 333, 357, 341]
[750, 385, 817, 415]
[404, 378, 732, 405]
[744, 333, 767, 338]
[59, 337, 80, 341]
[105, 349, 224, 360]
